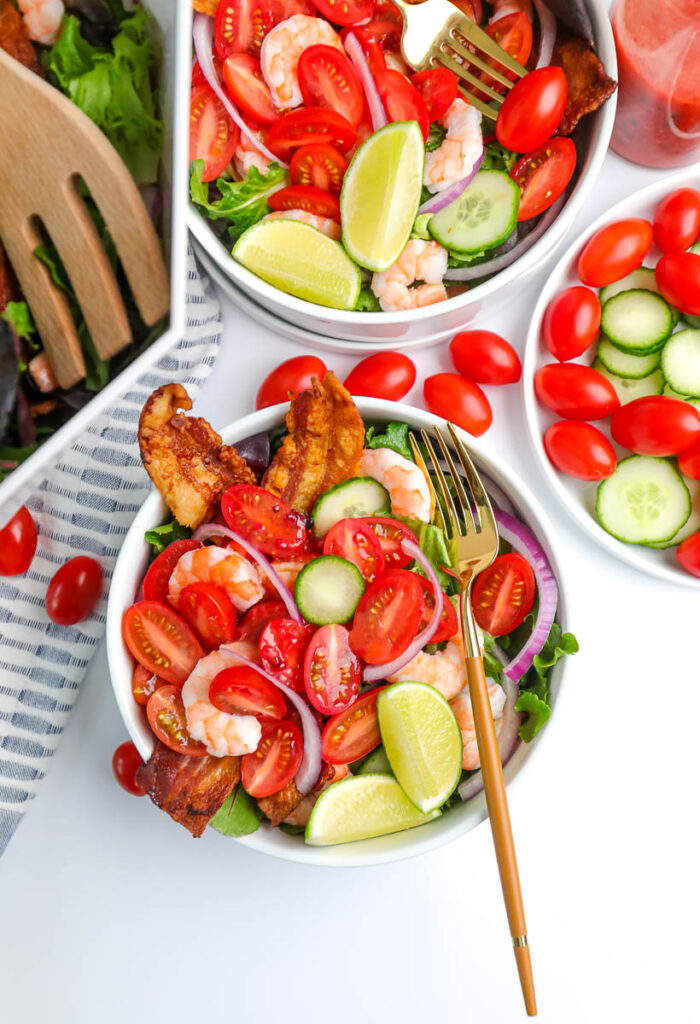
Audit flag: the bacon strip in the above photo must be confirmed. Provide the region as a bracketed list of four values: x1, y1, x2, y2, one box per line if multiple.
[552, 35, 617, 136]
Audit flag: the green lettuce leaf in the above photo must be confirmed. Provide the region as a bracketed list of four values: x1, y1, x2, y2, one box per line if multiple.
[426, 122, 446, 152]
[514, 620, 579, 741]
[365, 421, 413, 460]
[481, 141, 518, 174]
[190, 160, 289, 241]
[411, 213, 433, 241]
[144, 519, 192, 557]
[1, 302, 37, 345]
[354, 286, 381, 312]
[209, 786, 263, 837]
[0, 442, 39, 482]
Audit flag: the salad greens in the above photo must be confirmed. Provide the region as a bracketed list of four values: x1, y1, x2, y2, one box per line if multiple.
[354, 287, 381, 313]
[512, 619, 579, 741]
[145, 519, 193, 558]
[365, 421, 412, 460]
[190, 160, 288, 241]
[210, 785, 263, 837]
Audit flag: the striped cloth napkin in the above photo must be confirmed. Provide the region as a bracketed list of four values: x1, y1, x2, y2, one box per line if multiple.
[0, 248, 223, 855]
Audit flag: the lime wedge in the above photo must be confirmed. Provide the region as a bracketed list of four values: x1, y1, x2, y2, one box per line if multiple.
[305, 774, 440, 846]
[233, 218, 361, 310]
[378, 682, 462, 814]
[341, 120, 425, 272]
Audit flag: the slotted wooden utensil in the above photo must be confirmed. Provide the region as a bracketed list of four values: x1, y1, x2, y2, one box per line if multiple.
[410, 424, 537, 1018]
[392, 0, 526, 118]
[0, 46, 170, 389]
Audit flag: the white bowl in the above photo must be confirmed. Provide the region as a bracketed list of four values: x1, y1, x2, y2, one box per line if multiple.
[522, 168, 700, 589]
[107, 398, 571, 866]
[187, 0, 617, 350]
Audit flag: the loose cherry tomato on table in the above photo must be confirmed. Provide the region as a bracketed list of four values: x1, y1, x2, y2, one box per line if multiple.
[223, 54, 277, 124]
[214, 0, 272, 59]
[268, 184, 340, 221]
[222, 484, 308, 557]
[344, 352, 416, 400]
[256, 354, 326, 409]
[0, 506, 37, 575]
[209, 665, 287, 719]
[374, 69, 429, 141]
[449, 330, 521, 385]
[678, 437, 700, 481]
[259, 618, 314, 692]
[534, 364, 619, 420]
[543, 420, 617, 481]
[363, 516, 417, 570]
[411, 67, 458, 122]
[511, 137, 577, 222]
[298, 45, 364, 128]
[577, 218, 653, 288]
[142, 538, 202, 604]
[304, 623, 361, 715]
[310, 0, 373, 26]
[653, 188, 700, 254]
[123, 601, 204, 687]
[178, 582, 237, 649]
[610, 396, 700, 456]
[147, 685, 207, 756]
[236, 599, 288, 641]
[480, 13, 532, 95]
[267, 107, 357, 161]
[190, 85, 239, 182]
[495, 67, 567, 153]
[241, 718, 303, 797]
[655, 252, 700, 316]
[112, 742, 146, 796]
[542, 286, 601, 362]
[131, 663, 166, 706]
[290, 144, 347, 196]
[472, 552, 535, 637]
[321, 685, 388, 764]
[676, 532, 700, 578]
[416, 576, 458, 643]
[46, 556, 103, 625]
[424, 373, 493, 437]
[323, 518, 385, 581]
[349, 569, 424, 664]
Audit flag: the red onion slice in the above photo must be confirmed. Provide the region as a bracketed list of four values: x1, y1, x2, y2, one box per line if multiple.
[220, 645, 322, 794]
[344, 32, 387, 131]
[418, 149, 484, 215]
[532, 0, 556, 68]
[363, 538, 444, 682]
[457, 672, 521, 802]
[193, 523, 302, 624]
[192, 13, 285, 167]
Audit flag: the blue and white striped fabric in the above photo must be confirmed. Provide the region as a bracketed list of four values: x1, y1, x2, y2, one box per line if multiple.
[0, 248, 223, 855]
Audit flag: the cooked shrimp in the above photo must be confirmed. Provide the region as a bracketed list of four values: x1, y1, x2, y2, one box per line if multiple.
[489, 0, 533, 23]
[182, 644, 262, 757]
[264, 209, 342, 240]
[260, 15, 343, 109]
[450, 684, 506, 770]
[359, 447, 433, 522]
[18, 0, 64, 45]
[423, 97, 483, 194]
[233, 128, 271, 179]
[283, 763, 351, 827]
[386, 638, 468, 700]
[371, 238, 448, 312]
[168, 547, 264, 612]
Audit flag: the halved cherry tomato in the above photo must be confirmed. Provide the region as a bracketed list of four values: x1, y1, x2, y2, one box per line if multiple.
[209, 665, 287, 719]
[416, 576, 458, 643]
[46, 556, 103, 625]
[374, 69, 429, 140]
[256, 354, 326, 409]
[268, 0, 314, 19]
[364, 516, 417, 569]
[511, 137, 576, 221]
[268, 184, 340, 221]
[544, 420, 617, 481]
[290, 144, 347, 196]
[122, 601, 204, 687]
[653, 188, 700, 254]
[610, 396, 700, 456]
[349, 569, 424, 664]
[304, 623, 361, 714]
[235, 599, 288, 641]
[656, 252, 700, 316]
[298, 45, 363, 128]
[449, 330, 521, 385]
[577, 219, 653, 288]
[481, 13, 532, 96]
[472, 553, 535, 637]
[267, 107, 356, 161]
[341, 26, 386, 75]
[222, 484, 308, 557]
[214, 0, 273, 59]
[131, 663, 167, 707]
[142, 539, 202, 604]
[112, 742, 146, 796]
[542, 286, 601, 362]
[364, 0, 402, 49]
[223, 53, 277, 124]
[190, 85, 239, 182]
[259, 618, 314, 692]
[677, 532, 700, 579]
[496, 66, 568, 153]
[321, 685, 388, 764]
[242, 718, 303, 797]
[452, 0, 481, 18]
[0, 506, 37, 575]
[411, 67, 458, 122]
[678, 437, 700, 481]
[534, 364, 620, 420]
[344, 352, 416, 400]
[179, 583, 237, 650]
[311, 0, 373, 26]
[192, 54, 222, 88]
[323, 518, 385, 581]
[147, 685, 207, 756]
[424, 373, 493, 437]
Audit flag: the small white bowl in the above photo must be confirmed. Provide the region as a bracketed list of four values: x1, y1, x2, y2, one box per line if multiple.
[107, 399, 571, 866]
[522, 168, 700, 589]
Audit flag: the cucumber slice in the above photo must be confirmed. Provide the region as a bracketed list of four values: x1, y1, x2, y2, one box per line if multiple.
[647, 477, 700, 548]
[312, 477, 390, 539]
[662, 385, 700, 412]
[690, 242, 700, 255]
[428, 170, 520, 254]
[354, 746, 393, 775]
[596, 336, 661, 379]
[599, 267, 661, 305]
[592, 359, 664, 404]
[596, 455, 691, 545]
[600, 290, 673, 354]
[294, 555, 365, 625]
[662, 329, 700, 397]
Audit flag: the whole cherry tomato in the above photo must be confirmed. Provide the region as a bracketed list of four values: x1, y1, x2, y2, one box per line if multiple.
[656, 252, 700, 316]
[256, 355, 327, 409]
[678, 436, 700, 481]
[495, 67, 568, 153]
[112, 742, 146, 796]
[653, 189, 700, 254]
[610, 396, 700, 456]
[46, 556, 103, 625]
[0, 506, 37, 575]
[423, 373, 493, 437]
[542, 286, 601, 361]
[676, 532, 700, 578]
[577, 219, 653, 288]
[344, 352, 416, 400]
[544, 420, 617, 481]
[449, 330, 521, 385]
[534, 364, 620, 420]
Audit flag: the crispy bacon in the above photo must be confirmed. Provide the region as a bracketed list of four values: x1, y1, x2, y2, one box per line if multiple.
[0, 0, 41, 72]
[552, 35, 617, 136]
[262, 371, 365, 515]
[193, 0, 219, 15]
[258, 761, 337, 826]
[136, 742, 241, 837]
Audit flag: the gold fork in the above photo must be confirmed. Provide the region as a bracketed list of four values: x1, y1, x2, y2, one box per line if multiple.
[392, 0, 526, 119]
[410, 423, 537, 1018]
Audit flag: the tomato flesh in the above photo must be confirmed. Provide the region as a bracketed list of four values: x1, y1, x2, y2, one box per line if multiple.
[304, 623, 361, 714]
[0, 506, 37, 575]
[534, 364, 620, 420]
[481, 13, 532, 96]
[46, 556, 102, 625]
[577, 218, 653, 288]
[342, 26, 386, 75]
[143, 539, 202, 604]
[123, 601, 204, 687]
[178, 582, 237, 650]
[256, 354, 326, 409]
[349, 569, 424, 664]
[241, 718, 303, 797]
[610, 396, 700, 457]
[290, 143, 347, 196]
[449, 330, 521, 385]
[424, 373, 493, 437]
[223, 53, 277, 124]
[656, 252, 700, 316]
[542, 286, 601, 362]
[364, 0, 403, 49]
[472, 553, 535, 637]
[343, 352, 416, 400]
[416, 575, 458, 643]
[374, 69, 429, 141]
[209, 665, 287, 719]
[190, 85, 239, 182]
[214, 0, 273, 59]
[544, 420, 617, 481]
[131, 663, 167, 706]
[235, 599, 288, 641]
[259, 618, 314, 692]
[677, 532, 700, 579]
[653, 188, 700, 254]
[512, 137, 576, 221]
[112, 742, 146, 796]
[267, 107, 357, 161]
[147, 685, 207, 756]
[268, 184, 340, 221]
[311, 0, 374, 27]
[321, 685, 387, 764]
[364, 516, 417, 569]
[411, 67, 458, 122]
[323, 518, 385, 581]
[298, 45, 363, 128]
[496, 67, 567, 153]
[222, 484, 307, 557]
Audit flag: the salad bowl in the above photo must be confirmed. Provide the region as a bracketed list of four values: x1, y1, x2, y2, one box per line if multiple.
[107, 398, 571, 867]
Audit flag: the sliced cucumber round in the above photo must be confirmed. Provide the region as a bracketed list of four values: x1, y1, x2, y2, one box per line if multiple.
[661, 328, 700, 397]
[646, 477, 700, 549]
[599, 267, 660, 305]
[312, 477, 390, 538]
[294, 555, 365, 625]
[662, 384, 700, 412]
[596, 336, 661, 379]
[592, 359, 664, 404]
[354, 746, 393, 775]
[600, 290, 673, 355]
[428, 169, 520, 255]
[596, 455, 691, 545]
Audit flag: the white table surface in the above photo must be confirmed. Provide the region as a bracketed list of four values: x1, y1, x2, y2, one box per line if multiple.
[1, 140, 697, 1022]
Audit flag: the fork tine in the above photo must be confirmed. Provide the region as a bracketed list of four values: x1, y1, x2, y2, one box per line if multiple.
[420, 429, 459, 538]
[436, 50, 505, 106]
[409, 432, 448, 535]
[445, 34, 516, 89]
[451, 18, 527, 77]
[434, 426, 477, 535]
[447, 423, 498, 537]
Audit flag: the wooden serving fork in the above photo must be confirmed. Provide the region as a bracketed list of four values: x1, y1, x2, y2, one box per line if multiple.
[392, 0, 526, 118]
[0, 47, 169, 389]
